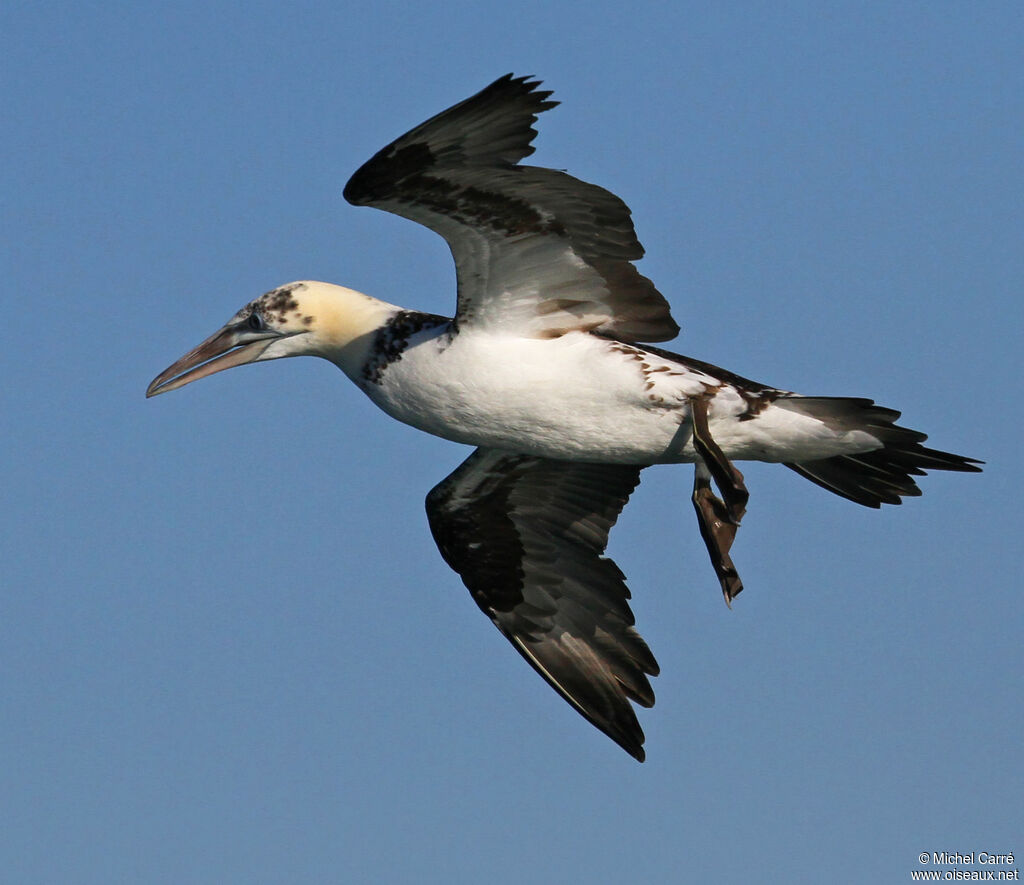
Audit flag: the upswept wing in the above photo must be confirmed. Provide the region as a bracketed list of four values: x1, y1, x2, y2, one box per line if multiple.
[425, 448, 658, 760]
[344, 74, 680, 343]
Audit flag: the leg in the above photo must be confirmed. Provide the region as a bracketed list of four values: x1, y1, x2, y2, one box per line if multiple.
[690, 398, 748, 606]
[692, 462, 744, 606]
[690, 397, 748, 524]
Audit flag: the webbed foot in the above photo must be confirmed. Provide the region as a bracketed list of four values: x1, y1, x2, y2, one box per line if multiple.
[690, 398, 749, 605]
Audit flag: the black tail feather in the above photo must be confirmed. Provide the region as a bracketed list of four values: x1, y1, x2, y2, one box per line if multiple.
[780, 397, 982, 508]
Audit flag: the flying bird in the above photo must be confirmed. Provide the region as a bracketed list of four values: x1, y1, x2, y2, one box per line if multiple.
[147, 74, 980, 761]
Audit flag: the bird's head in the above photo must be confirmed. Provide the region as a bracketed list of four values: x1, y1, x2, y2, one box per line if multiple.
[146, 281, 397, 397]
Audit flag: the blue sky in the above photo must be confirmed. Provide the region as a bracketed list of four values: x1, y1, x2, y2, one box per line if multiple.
[3, 2, 1021, 882]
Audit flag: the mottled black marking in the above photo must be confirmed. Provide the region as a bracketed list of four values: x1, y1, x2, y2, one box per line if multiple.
[354, 156, 567, 238]
[361, 309, 450, 385]
[632, 341, 776, 394]
[604, 340, 709, 406]
[600, 335, 785, 415]
[736, 390, 778, 421]
[240, 283, 309, 327]
[419, 177, 567, 237]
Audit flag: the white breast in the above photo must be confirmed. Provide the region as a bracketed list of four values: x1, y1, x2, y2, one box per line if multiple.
[362, 330, 707, 462]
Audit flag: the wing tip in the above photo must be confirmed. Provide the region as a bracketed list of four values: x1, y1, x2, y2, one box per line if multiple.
[490, 72, 559, 109]
[343, 72, 561, 206]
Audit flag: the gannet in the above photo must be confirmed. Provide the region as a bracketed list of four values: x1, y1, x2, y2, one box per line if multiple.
[147, 74, 981, 761]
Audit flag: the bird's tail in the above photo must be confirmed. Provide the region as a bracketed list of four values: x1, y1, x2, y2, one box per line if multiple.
[777, 397, 982, 507]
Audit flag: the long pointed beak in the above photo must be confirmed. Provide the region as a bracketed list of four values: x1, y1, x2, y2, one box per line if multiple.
[146, 324, 278, 397]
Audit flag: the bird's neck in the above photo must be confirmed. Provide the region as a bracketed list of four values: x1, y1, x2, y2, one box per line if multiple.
[298, 281, 402, 378]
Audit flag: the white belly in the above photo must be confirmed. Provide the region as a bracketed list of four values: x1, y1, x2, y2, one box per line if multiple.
[352, 329, 880, 464]
[360, 331, 698, 462]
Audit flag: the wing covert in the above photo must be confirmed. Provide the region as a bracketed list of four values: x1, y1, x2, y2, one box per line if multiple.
[344, 74, 680, 343]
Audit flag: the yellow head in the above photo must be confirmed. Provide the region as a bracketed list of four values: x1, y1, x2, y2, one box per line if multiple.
[146, 281, 399, 396]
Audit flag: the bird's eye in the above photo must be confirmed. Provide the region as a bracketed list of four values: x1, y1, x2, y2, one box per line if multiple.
[247, 312, 265, 331]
